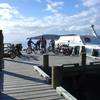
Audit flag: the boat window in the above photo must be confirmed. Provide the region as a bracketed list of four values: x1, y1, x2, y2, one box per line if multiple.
[98, 50, 100, 57]
[86, 48, 100, 57]
[92, 49, 99, 57]
[86, 48, 92, 56]
[74, 46, 80, 55]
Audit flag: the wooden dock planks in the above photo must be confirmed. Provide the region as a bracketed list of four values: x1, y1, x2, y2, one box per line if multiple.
[0, 60, 65, 100]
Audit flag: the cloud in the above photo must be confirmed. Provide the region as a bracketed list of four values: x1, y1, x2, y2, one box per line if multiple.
[0, 2, 100, 43]
[66, 8, 99, 31]
[75, 4, 80, 8]
[0, 3, 20, 20]
[82, 0, 100, 7]
[44, 0, 64, 13]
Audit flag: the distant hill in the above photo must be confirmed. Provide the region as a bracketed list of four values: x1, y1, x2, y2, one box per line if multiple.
[27, 34, 60, 40]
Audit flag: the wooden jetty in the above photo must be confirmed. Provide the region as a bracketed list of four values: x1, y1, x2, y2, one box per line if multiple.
[0, 30, 77, 100]
[0, 60, 65, 100]
[1, 30, 100, 99]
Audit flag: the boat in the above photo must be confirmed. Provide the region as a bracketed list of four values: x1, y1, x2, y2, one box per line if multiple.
[55, 25, 100, 58]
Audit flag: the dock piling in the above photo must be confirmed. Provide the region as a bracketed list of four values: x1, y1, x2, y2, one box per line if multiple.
[43, 54, 49, 71]
[0, 30, 4, 93]
[80, 46, 86, 65]
[52, 66, 63, 89]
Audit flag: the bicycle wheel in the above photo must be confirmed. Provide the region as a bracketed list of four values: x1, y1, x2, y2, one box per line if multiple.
[26, 48, 32, 54]
[54, 49, 59, 55]
[10, 52, 16, 59]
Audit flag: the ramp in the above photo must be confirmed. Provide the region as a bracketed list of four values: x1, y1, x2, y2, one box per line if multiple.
[0, 60, 65, 100]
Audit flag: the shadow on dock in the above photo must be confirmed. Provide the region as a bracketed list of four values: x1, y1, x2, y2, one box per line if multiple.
[4, 70, 47, 84]
[20, 54, 39, 61]
[0, 93, 17, 100]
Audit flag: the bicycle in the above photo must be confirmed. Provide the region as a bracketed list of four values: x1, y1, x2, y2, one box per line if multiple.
[26, 46, 37, 54]
[4, 44, 22, 59]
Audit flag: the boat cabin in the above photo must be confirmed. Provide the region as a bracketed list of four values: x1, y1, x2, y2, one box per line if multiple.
[55, 35, 100, 58]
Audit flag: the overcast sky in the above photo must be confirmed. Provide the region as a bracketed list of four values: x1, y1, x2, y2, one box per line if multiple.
[0, 0, 100, 43]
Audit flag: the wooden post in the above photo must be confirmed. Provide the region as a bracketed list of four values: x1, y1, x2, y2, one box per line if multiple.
[52, 66, 63, 89]
[0, 30, 4, 93]
[0, 30, 4, 70]
[43, 54, 49, 68]
[80, 46, 86, 65]
[0, 71, 3, 93]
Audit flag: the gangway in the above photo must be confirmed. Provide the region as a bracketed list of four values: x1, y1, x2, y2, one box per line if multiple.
[0, 60, 65, 100]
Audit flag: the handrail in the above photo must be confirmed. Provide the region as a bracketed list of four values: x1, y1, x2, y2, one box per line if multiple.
[56, 86, 77, 100]
[33, 65, 51, 84]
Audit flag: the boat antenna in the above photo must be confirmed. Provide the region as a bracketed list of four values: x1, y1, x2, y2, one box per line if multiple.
[91, 24, 98, 38]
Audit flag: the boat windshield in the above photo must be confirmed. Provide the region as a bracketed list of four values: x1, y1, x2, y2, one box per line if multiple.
[86, 38, 100, 45]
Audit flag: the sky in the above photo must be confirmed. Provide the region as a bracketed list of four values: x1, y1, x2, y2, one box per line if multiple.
[0, 0, 100, 43]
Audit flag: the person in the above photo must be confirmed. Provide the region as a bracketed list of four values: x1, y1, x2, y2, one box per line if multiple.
[27, 39, 35, 48]
[27, 39, 35, 53]
[40, 36, 47, 53]
[36, 40, 41, 50]
[15, 44, 23, 57]
[50, 39, 55, 52]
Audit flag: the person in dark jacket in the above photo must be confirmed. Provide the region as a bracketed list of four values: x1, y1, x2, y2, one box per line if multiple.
[50, 39, 55, 52]
[40, 36, 47, 53]
[27, 39, 35, 50]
